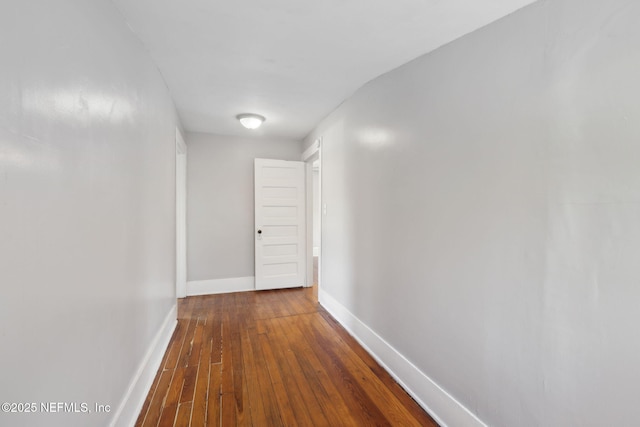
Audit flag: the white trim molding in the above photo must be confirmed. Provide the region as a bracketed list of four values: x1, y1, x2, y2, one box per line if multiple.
[302, 137, 322, 161]
[109, 303, 177, 427]
[175, 127, 188, 299]
[187, 276, 255, 296]
[318, 289, 488, 427]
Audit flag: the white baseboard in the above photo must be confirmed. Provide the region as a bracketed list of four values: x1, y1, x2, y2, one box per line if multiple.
[109, 303, 177, 427]
[318, 289, 487, 427]
[313, 246, 320, 257]
[187, 276, 255, 296]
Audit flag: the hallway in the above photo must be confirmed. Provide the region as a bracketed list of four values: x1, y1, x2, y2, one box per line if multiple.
[136, 287, 437, 426]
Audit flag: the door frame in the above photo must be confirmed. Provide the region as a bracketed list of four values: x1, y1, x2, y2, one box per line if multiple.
[302, 138, 322, 288]
[176, 128, 187, 298]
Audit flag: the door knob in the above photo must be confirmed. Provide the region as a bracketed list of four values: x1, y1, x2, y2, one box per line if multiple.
[257, 229, 262, 234]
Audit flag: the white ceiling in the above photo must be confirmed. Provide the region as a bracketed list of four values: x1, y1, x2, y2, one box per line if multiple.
[112, 0, 537, 140]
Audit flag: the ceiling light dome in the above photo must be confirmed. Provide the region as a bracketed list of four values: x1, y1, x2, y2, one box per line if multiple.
[237, 113, 266, 129]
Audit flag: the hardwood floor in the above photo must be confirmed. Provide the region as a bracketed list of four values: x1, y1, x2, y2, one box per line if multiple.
[135, 286, 438, 426]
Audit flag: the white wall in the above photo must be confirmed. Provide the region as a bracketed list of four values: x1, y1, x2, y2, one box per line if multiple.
[0, 1, 180, 426]
[187, 133, 301, 285]
[304, 0, 640, 426]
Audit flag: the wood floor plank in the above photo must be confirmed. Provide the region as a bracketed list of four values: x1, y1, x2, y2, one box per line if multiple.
[162, 320, 188, 371]
[135, 362, 164, 427]
[270, 317, 331, 426]
[187, 318, 205, 368]
[140, 369, 174, 427]
[177, 317, 199, 369]
[240, 326, 268, 426]
[207, 364, 222, 426]
[191, 333, 211, 426]
[230, 328, 252, 425]
[258, 333, 301, 427]
[158, 403, 178, 427]
[267, 292, 289, 319]
[220, 311, 235, 395]
[230, 329, 244, 402]
[278, 314, 360, 426]
[220, 392, 237, 426]
[159, 366, 185, 426]
[255, 317, 273, 336]
[209, 305, 223, 364]
[179, 365, 198, 405]
[282, 288, 315, 316]
[136, 288, 438, 427]
[170, 367, 186, 401]
[247, 327, 284, 427]
[175, 402, 192, 427]
[221, 294, 253, 425]
[262, 319, 316, 426]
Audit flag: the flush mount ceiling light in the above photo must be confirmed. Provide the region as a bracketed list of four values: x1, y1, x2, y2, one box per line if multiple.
[236, 113, 266, 130]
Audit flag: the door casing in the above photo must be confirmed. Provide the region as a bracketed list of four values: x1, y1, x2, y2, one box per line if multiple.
[176, 128, 187, 298]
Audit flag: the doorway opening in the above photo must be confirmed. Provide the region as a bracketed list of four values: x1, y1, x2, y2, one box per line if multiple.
[312, 159, 320, 287]
[303, 138, 321, 298]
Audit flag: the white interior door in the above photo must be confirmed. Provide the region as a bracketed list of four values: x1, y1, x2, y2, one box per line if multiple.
[255, 158, 306, 290]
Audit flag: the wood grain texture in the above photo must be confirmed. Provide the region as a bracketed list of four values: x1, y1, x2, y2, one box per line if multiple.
[135, 286, 438, 426]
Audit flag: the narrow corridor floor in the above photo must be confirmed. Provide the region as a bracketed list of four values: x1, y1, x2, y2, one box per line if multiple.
[135, 286, 438, 426]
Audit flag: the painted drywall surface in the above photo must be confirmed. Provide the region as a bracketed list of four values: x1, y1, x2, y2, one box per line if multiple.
[304, 0, 640, 425]
[186, 133, 301, 281]
[0, 1, 179, 426]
